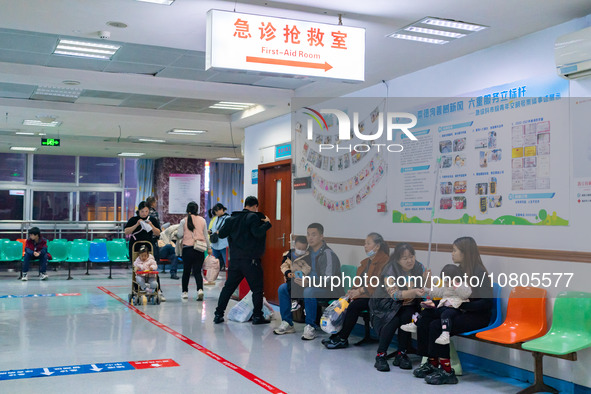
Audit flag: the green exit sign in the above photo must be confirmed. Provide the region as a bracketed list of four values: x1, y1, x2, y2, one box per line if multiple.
[41, 138, 60, 147]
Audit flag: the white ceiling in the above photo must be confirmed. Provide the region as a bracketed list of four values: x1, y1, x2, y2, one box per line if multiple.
[0, 0, 590, 161]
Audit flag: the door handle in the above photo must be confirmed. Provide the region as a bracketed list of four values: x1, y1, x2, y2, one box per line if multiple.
[277, 233, 285, 247]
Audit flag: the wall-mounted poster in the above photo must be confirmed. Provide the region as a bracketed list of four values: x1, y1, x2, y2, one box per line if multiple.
[169, 174, 201, 214]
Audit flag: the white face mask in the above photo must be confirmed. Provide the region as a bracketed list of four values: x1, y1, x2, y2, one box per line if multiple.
[366, 249, 377, 258]
[294, 248, 306, 256]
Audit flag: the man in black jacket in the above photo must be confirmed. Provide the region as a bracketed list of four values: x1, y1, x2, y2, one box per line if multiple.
[214, 196, 272, 325]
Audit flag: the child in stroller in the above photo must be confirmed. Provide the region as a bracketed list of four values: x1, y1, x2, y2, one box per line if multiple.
[129, 242, 161, 305]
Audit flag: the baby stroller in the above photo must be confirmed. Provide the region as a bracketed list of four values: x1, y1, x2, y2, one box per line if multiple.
[128, 241, 161, 305]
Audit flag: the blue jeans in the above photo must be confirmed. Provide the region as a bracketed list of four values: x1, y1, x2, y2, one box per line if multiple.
[278, 283, 322, 327]
[23, 250, 48, 274]
[159, 245, 178, 274]
[211, 248, 227, 269]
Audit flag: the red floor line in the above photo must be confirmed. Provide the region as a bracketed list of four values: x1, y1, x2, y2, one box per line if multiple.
[97, 286, 286, 394]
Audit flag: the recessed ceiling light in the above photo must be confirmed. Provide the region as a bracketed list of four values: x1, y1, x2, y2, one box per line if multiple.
[118, 152, 145, 157]
[422, 18, 486, 32]
[34, 86, 82, 98]
[23, 120, 61, 127]
[405, 26, 466, 39]
[106, 21, 128, 28]
[134, 0, 175, 5]
[388, 34, 448, 45]
[10, 146, 38, 152]
[216, 157, 241, 161]
[62, 80, 81, 86]
[54, 39, 121, 60]
[167, 129, 207, 135]
[138, 138, 166, 143]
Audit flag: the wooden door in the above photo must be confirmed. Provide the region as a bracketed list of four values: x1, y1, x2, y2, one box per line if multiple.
[258, 159, 292, 305]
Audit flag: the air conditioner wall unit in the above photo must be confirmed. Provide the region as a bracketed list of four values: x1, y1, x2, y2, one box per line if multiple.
[555, 25, 591, 79]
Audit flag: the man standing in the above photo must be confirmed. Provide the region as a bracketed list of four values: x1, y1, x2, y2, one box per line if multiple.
[214, 196, 272, 325]
[22, 227, 49, 281]
[274, 223, 343, 340]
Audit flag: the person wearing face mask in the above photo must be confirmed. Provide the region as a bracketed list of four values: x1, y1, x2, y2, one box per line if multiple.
[322, 233, 390, 350]
[280, 236, 309, 295]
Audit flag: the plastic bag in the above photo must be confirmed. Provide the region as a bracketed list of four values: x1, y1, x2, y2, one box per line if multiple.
[228, 291, 255, 322]
[320, 297, 350, 334]
[263, 297, 274, 321]
[203, 255, 220, 283]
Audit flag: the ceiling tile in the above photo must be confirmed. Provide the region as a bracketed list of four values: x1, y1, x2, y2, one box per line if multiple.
[0, 82, 36, 99]
[46, 54, 109, 72]
[0, 29, 57, 53]
[104, 61, 164, 75]
[0, 49, 50, 66]
[119, 94, 174, 109]
[170, 53, 206, 69]
[113, 43, 184, 66]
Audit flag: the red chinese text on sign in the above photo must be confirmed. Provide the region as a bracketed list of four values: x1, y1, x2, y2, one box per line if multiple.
[259, 22, 276, 41]
[234, 19, 251, 38]
[284, 25, 301, 44]
[307, 28, 324, 47]
[331, 31, 347, 49]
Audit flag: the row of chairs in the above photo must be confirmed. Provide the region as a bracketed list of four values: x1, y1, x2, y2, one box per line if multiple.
[0, 239, 130, 280]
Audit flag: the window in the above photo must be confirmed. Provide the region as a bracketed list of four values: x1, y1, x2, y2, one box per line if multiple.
[33, 155, 76, 183]
[32, 191, 73, 221]
[0, 190, 24, 220]
[79, 157, 121, 184]
[79, 192, 117, 221]
[0, 153, 26, 182]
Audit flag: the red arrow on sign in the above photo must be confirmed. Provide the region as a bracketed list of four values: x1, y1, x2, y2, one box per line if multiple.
[246, 56, 332, 71]
[129, 359, 179, 370]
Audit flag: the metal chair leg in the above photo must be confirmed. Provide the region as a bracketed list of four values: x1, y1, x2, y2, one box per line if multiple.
[517, 352, 559, 394]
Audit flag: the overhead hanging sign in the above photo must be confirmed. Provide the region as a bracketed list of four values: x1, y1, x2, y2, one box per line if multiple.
[206, 9, 365, 81]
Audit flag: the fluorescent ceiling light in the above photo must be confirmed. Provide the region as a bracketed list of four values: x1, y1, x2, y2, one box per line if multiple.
[138, 138, 166, 143]
[405, 26, 466, 39]
[54, 39, 121, 60]
[10, 146, 38, 152]
[389, 34, 448, 45]
[135, 0, 175, 4]
[23, 120, 61, 127]
[15, 132, 35, 135]
[34, 86, 82, 98]
[167, 129, 207, 135]
[216, 157, 241, 161]
[422, 18, 487, 32]
[209, 101, 255, 110]
[118, 152, 145, 157]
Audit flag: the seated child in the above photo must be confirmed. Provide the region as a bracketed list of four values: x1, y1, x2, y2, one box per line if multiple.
[400, 264, 471, 345]
[280, 236, 308, 294]
[133, 246, 158, 294]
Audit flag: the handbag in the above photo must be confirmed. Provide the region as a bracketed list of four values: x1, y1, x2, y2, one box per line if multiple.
[193, 240, 208, 252]
[209, 216, 227, 244]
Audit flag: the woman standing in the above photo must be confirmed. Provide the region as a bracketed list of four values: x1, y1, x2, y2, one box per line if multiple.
[209, 203, 230, 271]
[413, 236, 492, 385]
[323, 233, 389, 349]
[177, 201, 212, 301]
[370, 243, 426, 372]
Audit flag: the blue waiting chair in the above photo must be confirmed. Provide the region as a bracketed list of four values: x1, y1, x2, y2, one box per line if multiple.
[460, 282, 503, 336]
[89, 241, 112, 279]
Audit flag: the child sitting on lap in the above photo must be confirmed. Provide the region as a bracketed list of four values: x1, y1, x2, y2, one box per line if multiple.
[134, 246, 158, 294]
[400, 264, 471, 345]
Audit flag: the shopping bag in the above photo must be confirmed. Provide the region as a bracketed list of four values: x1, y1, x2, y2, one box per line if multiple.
[228, 291, 255, 322]
[203, 255, 220, 283]
[320, 297, 350, 334]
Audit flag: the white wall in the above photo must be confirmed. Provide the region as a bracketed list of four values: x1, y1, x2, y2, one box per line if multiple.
[244, 15, 591, 388]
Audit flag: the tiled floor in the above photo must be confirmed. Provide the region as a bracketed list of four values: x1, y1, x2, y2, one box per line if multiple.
[0, 268, 527, 393]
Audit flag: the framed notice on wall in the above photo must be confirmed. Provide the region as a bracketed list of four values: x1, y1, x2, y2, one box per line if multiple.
[169, 174, 201, 214]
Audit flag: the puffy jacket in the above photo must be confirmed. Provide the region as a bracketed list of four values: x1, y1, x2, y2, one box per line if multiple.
[218, 209, 271, 259]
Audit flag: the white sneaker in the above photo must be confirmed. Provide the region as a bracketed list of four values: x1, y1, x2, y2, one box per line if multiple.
[400, 322, 417, 333]
[159, 291, 166, 302]
[273, 321, 295, 335]
[301, 324, 316, 340]
[21, 273, 28, 281]
[435, 331, 450, 345]
[197, 289, 204, 301]
[40, 273, 48, 280]
[181, 292, 188, 300]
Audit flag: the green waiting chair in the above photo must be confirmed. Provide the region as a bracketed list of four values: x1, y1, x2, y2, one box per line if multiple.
[106, 241, 129, 264]
[522, 291, 591, 354]
[92, 238, 107, 243]
[66, 241, 90, 278]
[48, 241, 70, 278]
[2, 241, 23, 262]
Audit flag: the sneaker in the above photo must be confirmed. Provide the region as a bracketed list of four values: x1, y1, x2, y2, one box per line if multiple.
[324, 336, 348, 349]
[213, 314, 224, 324]
[196, 289, 204, 301]
[21, 273, 28, 281]
[398, 353, 413, 370]
[252, 315, 271, 325]
[413, 362, 438, 378]
[400, 322, 417, 333]
[159, 292, 166, 302]
[273, 321, 295, 335]
[374, 355, 390, 372]
[181, 292, 189, 300]
[170, 274, 180, 280]
[435, 331, 450, 345]
[424, 368, 458, 385]
[40, 273, 48, 280]
[301, 324, 316, 340]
